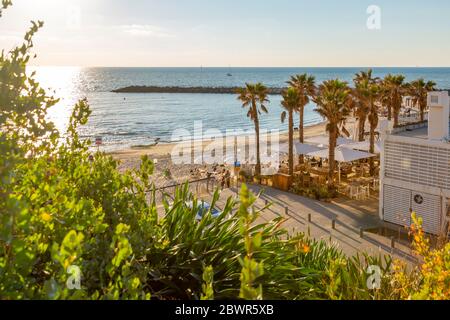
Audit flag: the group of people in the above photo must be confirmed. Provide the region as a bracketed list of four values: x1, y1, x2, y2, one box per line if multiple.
[219, 169, 232, 189]
[189, 165, 232, 190]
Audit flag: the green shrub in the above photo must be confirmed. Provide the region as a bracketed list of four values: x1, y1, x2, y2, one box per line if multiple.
[290, 184, 336, 201]
[238, 170, 249, 182]
[162, 168, 172, 179]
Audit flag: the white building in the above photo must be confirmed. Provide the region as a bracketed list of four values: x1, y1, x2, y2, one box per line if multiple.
[379, 91, 450, 235]
[403, 95, 416, 108]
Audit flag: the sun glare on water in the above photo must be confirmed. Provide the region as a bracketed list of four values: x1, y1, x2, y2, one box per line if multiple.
[30, 66, 84, 134]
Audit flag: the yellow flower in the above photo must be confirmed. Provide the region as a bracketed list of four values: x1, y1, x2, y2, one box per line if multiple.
[302, 244, 311, 253]
[40, 213, 52, 222]
[296, 240, 311, 254]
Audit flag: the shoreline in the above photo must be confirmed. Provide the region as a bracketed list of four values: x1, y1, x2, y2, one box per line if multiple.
[109, 116, 360, 189]
[110, 120, 335, 188]
[110, 120, 328, 158]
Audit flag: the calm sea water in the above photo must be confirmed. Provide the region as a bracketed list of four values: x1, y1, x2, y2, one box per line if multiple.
[33, 67, 450, 151]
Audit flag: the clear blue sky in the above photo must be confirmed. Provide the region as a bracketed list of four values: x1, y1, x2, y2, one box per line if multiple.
[1, 0, 450, 67]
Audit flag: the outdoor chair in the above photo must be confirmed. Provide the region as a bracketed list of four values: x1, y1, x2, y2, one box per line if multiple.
[349, 185, 359, 199]
[372, 178, 380, 190]
[358, 186, 370, 200]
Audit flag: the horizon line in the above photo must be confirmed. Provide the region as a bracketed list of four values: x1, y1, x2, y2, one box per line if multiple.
[28, 65, 450, 69]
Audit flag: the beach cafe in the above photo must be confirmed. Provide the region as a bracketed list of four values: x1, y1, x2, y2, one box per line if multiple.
[274, 135, 380, 200]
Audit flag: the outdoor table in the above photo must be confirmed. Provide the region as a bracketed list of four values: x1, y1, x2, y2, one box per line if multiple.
[346, 179, 372, 199]
[310, 167, 328, 176]
[357, 177, 373, 186]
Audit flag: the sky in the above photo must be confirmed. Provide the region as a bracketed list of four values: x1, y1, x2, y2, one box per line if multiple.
[1, 0, 450, 67]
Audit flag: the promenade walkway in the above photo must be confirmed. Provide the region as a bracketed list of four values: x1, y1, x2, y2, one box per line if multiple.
[212, 184, 417, 264]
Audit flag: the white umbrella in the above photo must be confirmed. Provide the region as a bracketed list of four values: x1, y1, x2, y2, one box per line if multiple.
[342, 141, 382, 154]
[280, 142, 326, 155]
[307, 147, 376, 183]
[305, 135, 355, 147]
[307, 146, 376, 163]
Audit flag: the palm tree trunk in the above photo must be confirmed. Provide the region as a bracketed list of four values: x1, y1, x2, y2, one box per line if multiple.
[393, 106, 399, 127]
[299, 107, 304, 164]
[358, 115, 366, 141]
[387, 105, 392, 121]
[254, 117, 261, 177]
[369, 125, 376, 176]
[328, 127, 337, 190]
[420, 102, 425, 122]
[289, 110, 294, 176]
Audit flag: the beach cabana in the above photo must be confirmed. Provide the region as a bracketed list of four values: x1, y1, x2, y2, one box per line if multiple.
[342, 141, 382, 154]
[307, 147, 376, 183]
[279, 142, 325, 155]
[305, 135, 355, 147]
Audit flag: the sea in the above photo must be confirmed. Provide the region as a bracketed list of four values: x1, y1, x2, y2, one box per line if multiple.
[32, 67, 450, 151]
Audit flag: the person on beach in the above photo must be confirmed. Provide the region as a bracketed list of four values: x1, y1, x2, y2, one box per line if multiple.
[225, 169, 231, 188]
[220, 169, 226, 189]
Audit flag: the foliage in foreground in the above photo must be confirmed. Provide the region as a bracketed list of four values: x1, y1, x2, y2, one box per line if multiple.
[1, 1, 449, 300]
[391, 214, 450, 300]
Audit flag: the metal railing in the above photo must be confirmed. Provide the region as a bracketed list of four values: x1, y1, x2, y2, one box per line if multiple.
[150, 177, 220, 202]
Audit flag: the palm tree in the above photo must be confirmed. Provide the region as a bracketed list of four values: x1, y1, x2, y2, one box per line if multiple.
[313, 79, 351, 189]
[237, 83, 269, 176]
[378, 85, 392, 120]
[354, 69, 379, 84]
[357, 79, 381, 175]
[351, 87, 369, 141]
[287, 74, 316, 163]
[353, 69, 379, 141]
[408, 78, 436, 122]
[281, 87, 300, 176]
[382, 74, 406, 127]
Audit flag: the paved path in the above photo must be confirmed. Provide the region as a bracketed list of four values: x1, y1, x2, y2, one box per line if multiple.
[209, 184, 417, 264]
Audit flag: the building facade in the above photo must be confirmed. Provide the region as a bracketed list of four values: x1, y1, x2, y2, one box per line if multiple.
[379, 91, 450, 235]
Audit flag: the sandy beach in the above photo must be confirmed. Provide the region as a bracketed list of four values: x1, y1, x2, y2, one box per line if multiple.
[111, 121, 332, 188]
